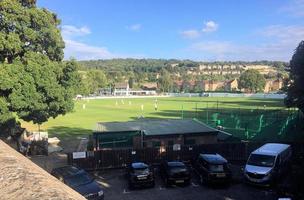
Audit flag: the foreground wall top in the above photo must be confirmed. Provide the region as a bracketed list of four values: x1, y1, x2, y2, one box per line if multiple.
[0, 140, 86, 200]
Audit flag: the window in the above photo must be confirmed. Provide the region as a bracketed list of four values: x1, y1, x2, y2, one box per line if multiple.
[185, 138, 196, 145]
[209, 164, 224, 172]
[247, 154, 276, 167]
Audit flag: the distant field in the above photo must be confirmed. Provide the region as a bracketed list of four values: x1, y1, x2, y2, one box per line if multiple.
[21, 97, 285, 140]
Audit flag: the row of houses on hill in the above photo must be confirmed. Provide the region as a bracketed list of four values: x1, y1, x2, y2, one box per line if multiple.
[174, 79, 238, 92]
[170, 64, 278, 76]
[264, 79, 284, 93]
[174, 79, 283, 93]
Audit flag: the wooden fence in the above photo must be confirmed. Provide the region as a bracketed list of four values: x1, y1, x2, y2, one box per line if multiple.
[67, 142, 304, 171]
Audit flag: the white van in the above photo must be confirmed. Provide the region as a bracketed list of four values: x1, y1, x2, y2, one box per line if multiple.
[244, 143, 292, 186]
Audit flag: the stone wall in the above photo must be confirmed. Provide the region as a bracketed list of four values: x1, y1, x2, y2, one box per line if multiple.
[0, 140, 86, 200]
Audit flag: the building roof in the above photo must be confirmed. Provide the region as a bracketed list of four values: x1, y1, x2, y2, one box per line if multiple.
[115, 82, 129, 88]
[141, 82, 157, 89]
[252, 143, 290, 156]
[201, 80, 224, 85]
[95, 119, 219, 136]
[217, 130, 233, 141]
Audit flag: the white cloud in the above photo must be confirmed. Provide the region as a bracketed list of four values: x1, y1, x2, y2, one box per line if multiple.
[61, 25, 91, 39]
[190, 40, 293, 61]
[126, 24, 142, 31]
[180, 30, 201, 39]
[61, 25, 114, 60]
[64, 39, 116, 60]
[61, 25, 143, 60]
[180, 20, 218, 40]
[202, 21, 219, 33]
[188, 25, 304, 61]
[279, 0, 304, 17]
[257, 25, 304, 42]
[64, 39, 145, 60]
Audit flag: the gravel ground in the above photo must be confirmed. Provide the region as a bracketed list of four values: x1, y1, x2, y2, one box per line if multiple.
[92, 166, 277, 200]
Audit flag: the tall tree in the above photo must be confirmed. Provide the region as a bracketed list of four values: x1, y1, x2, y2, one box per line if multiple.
[238, 69, 266, 93]
[158, 69, 173, 92]
[81, 70, 108, 95]
[0, 0, 79, 130]
[285, 41, 304, 113]
[128, 77, 134, 89]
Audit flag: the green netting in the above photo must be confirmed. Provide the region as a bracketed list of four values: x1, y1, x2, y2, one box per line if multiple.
[93, 101, 302, 145]
[195, 107, 300, 141]
[94, 131, 140, 148]
[176, 101, 301, 141]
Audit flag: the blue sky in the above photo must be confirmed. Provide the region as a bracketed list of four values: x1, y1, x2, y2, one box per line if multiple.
[38, 0, 304, 61]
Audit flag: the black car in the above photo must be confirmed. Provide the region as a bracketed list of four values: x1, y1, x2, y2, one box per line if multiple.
[127, 162, 155, 189]
[51, 166, 104, 200]
[160, 161, 191, 186]
[193, 153, 231, 185]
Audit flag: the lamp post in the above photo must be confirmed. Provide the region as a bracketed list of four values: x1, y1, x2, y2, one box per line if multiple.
[141, 130, 145, 148]
[264, 105, 267, 124]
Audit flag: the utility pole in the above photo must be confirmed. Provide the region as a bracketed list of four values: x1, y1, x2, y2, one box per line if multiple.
[38, 124, 41, 138]
[181, 104, 184, 119]
[206, 102, 209, 124]
[195, 102, 198, 118]
[141, 130, 144, 148]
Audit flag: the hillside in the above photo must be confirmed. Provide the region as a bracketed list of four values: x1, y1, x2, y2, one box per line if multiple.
[78, 59, 287, 72]
[77, 59, 287, 88]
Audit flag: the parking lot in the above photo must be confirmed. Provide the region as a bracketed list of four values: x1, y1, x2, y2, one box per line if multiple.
[92, 165, 277, 200]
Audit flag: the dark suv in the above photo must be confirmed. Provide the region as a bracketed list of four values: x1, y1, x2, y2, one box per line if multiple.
[51, 166, 104, 200]
[127, 162, 155, 189]
[160, 161, 191, 186]
[193, 153, 231, 185]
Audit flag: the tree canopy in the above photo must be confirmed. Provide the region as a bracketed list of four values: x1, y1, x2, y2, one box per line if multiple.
[158, 69, 173, 92]
[238, 69, 266, 93]
[76, 58, 286, 94]
[285, 41, 304, 113]
[80, 70, 108, 95]
[0, 0, 80, 129]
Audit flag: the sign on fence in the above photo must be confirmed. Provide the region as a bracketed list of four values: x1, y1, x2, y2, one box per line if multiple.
[173, 144, 181, 151]
[72, 152, 86, 159]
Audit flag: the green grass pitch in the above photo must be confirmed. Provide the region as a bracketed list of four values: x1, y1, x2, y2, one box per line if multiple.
[22, 97, 285, 139]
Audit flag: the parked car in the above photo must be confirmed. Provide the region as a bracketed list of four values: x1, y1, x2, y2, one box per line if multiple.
[127, 162, 155, 189]
[51, 166, 104, 200]
[199, 92, 209, 97]
[244, 143, 292, 186]
[160, 161, 191, 186]
[193, 153, 232, 185]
